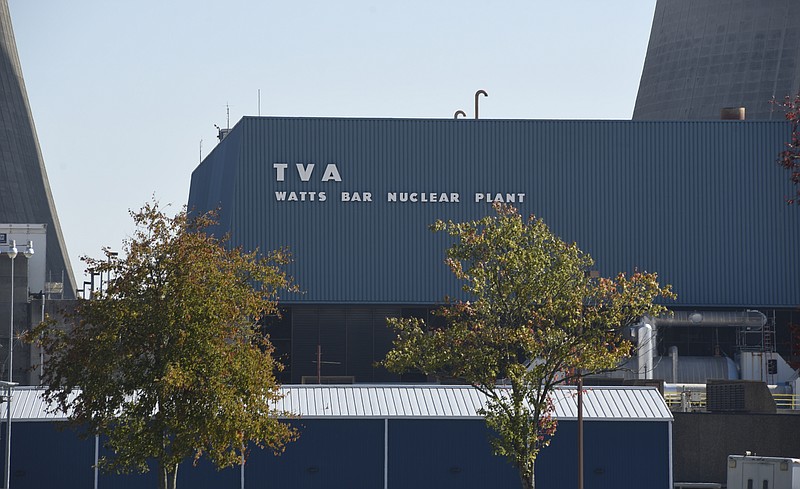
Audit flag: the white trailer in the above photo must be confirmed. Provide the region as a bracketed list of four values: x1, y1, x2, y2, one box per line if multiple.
[727, 454, 800, 489]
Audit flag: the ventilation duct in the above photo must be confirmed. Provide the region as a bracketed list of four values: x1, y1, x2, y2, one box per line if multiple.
[652, 310, 766, 329]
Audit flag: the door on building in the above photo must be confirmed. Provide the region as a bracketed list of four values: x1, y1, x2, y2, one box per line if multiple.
[741, 461, 775, 489]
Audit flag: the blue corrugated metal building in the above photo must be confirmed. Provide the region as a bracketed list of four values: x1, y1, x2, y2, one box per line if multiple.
[188, 117, 799, 383]
[2, 385, 673, 489]
[190, 118, 797, 307]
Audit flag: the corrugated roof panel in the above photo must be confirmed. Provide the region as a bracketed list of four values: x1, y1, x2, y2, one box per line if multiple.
[364, 388, 380, 416]
[7, 385, 672, 422]
[588, 388, 609, 418]
[606, 388, 632, 419]
[444, 388, 462, 415]
[419, 388, 436, 416]
[583, 390, 601, 419]
[347, 388, 362, 416]
[387, 388, 402, 416]
[599, 389, 621, 418]
[551, 388, 575, 419]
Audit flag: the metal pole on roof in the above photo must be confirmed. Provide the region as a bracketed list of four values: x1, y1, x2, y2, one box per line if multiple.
[474, 90, 488, 119]
[384, 418, 388, 489]
[577, 374, 584, 489]
[0, 381, 18, 489]
[3, 240, 32, 489]
[3, 383, 6, 489]
[94, 435, 99, 489]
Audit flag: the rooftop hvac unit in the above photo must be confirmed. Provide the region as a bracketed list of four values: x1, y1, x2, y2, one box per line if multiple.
[706, 380, 776, 413]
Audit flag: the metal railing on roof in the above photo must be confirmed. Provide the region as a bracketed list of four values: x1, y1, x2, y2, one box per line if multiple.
[663, 392, 800, 411]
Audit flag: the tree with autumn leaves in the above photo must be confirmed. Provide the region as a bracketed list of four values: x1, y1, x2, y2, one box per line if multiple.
[384, 204, 674, 489]
[773, 94, 800, 205]
[27, 202, 296, 489]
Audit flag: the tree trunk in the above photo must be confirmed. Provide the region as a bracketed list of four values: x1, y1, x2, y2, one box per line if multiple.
[519, 467, 535, 489]
[158, 461, 179, 489]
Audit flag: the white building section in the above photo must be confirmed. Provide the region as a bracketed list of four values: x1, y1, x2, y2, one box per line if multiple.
[0, 224, 47, 295]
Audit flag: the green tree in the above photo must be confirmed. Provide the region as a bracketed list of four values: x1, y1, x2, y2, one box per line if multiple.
[27, 201, 297, 489]
[384, 204, 674, 489]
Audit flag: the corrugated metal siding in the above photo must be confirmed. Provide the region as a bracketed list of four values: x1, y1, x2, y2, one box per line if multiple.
[188, 117, 799, 306]
[388, 419, 521, 488]
[187, 126, 242, 237]
[9, 385, 671, 422]
[5, 411, 670, 489]
[537, 419, 672, 489]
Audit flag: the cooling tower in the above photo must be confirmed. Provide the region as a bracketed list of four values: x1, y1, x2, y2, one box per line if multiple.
[633, 0, 800, 120]
[0, 0, 75, 297]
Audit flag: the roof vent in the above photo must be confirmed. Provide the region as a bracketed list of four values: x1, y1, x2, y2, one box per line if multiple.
[721, 107, 746, 120]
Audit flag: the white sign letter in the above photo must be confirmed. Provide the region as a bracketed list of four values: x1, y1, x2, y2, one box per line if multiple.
[273, 163, 288, 181]
[296, 163, 315, 182]
[321, 164, 342, 182]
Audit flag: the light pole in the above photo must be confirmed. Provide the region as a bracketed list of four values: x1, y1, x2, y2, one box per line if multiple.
[3, 239, 33, 489]
[5, 240, 33, 382]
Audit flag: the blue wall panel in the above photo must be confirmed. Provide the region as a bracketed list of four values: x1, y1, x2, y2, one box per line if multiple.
[537, 420, 671, 489]
[2, 417, 670, 489]
[188, 117, 800, 307]
[4, 422, 94, 489]
[246, 419, 385, 489]
[5, 423, 245, 489]
[388, 419, 519, 488]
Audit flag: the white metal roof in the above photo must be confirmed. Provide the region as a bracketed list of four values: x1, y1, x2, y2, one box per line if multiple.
[5, 385, 672, 422]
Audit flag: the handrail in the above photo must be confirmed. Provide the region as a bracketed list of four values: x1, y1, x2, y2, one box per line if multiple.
[662, 392, 800, 411]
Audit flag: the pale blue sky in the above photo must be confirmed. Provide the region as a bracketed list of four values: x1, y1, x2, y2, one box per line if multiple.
[8, 0, 657, 283]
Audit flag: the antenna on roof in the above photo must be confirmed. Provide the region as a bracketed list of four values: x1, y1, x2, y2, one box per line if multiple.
[199, 139, 203, 162]
[258, 89, 261, 116]
[226, 103, 230, 129]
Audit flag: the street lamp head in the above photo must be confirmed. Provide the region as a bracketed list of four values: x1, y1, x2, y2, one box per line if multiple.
[6, 241, 17, 260]
[23, 240, 34, 259]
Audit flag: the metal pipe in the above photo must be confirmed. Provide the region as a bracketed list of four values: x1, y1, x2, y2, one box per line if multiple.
[637, 323, 654, 379]
[384, 418, 389, 489]
[7, 241, 16, 385]
[3, 379, 10, 489]
[653, 310, 766, 328]
[0, 383, 17, 489]
[38, 293, 44, 379]
[5, 245, 15, 489]
[3, 240, 30, 489]
[474, 90, 488, 119]
[577, 375, 584, 489]
[94, 435, 99, 489]
[454, 110, 466, 119]
[670, 346, 678, 383]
